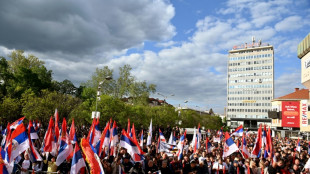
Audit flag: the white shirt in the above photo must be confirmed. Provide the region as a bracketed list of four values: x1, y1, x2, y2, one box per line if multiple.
[212, 162, 228, 170]
[21, 160, 30, 174]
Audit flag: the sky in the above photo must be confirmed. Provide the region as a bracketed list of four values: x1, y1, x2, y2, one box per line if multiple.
[0, 0, 309, 114]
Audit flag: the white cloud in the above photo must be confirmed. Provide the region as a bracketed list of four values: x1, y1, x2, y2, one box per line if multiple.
[275, 16, 303, 32]
[155, 41, 178, 48]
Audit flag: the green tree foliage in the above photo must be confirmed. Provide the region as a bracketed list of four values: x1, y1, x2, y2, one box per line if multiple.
[0, 96, 21, 124]
[7, 50, 52, 97]
[21, 89, 81, 127]
[179, 110, 223, 130]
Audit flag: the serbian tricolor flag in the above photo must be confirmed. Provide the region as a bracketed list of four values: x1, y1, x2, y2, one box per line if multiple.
[177, 130, 186, 160]
[139, 130, 143, 148]
[231, 125, 243, 137]
[96, 123, 109, 156]
[28, 120, 39, 140]
[241, 133, 250, 159]
[80, 138, 104, 174]
[27, 124, 42, 162]
[70, 144, 86, 174]
[296, 138, 301, 152]
[10, 117, 25, 130]
[206, 137, 212, 153]
[127, 118, 130, 135]
[54, 109, 60, 145]
[43, 117, 54, 152]
[56, 118, 73, 166]
[110, 121, 118, 156]
[168, 131, 176, 145]
[131, 123, 138, 144]
[262, 125, 267, 147]
[92, 119, 101, 147]
[252, 124, 262, 158]
[10, 123, 30, 163]
[146, 119, 152, 146]
[0, 147, 9, 174]
[197, 124, 202, 149]
[87, 119, 96, 146]
[159, 129, 166, 143]
[120, 130, 144, 162]
[223, 132, 239, 158]
[69, 119, 77, 144]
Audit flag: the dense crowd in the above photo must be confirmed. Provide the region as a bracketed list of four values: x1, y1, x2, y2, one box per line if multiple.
[1, 123, 310, 174]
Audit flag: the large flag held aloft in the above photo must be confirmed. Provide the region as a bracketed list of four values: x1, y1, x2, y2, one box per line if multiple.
[223, 132, 239, 158]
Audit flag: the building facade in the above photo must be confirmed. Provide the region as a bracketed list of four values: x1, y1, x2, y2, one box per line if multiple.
[227, 38, 274, 129]
[269, 88, 309, 138]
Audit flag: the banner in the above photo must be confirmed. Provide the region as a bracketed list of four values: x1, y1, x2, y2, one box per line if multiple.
[301, 100, 308, 127]
[282, 101, 300, 128]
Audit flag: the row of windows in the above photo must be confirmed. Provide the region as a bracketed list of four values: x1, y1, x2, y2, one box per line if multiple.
[228, 90, 273, 95]
[229, 78, 272, 84]
[228, 103, 272, 107]
[228, 114, 268, 119]
[229, 72, 273, 78]
[228, 96, 272, 100]
[228, 108, 271, 113]
[229, 59, 272, 66]
[229, 65, 273, 72]
[229, 54, 272, 61]
[229, 84, 273, 89]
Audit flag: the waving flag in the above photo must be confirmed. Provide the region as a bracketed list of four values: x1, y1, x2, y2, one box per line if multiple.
[159, 129, 166, 143]
[223, 132, 239, 158]
[87, 119, 96, 146]
[241, 133, 250, 159]
[308, 142, 310, 155]
[10, 117, 25, 130]
[177, 130, 186, 160]
[296, 138, 301, 152]
[231, 125, 243, 137]
[266, 126, 272, 158]
[70, 144, 86, 174]
[191, 127, 198, 153]
[92, 119, 101, 147]
[168, 131, 176, 145]
[131, 123, 138, 144]
[205, 137, 212, 153]
[1, 123, 11, 148]
[97, 123, 109, 156]
[54, 109, 60, 145]
[262, 125, 267, 147]
[120, 130, 144, 162]
[28, 120, 39, 140]
[197, 124, 201, 150]
[159, 141, 177, 156]
[147, 119, 152, 146]
[28, 138, 43, 162]
[81, 138, 104, 174]
[10, 123, 29, 163]
[56, 118, 73, 166]
[110, 121, 118, 156]
[127, 118, 130, 135]
[139, 130, 143, 148]
[44, 117, 54, 152]
[0, 148, 9, 174]
[252, 124, 262, 158]
[69, 119, 77, 144]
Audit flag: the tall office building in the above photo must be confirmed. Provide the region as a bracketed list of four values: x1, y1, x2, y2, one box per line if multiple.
[227, 37, 274, 129]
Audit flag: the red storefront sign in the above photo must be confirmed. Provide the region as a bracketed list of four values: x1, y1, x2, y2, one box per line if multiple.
[282, 101, 300, 128]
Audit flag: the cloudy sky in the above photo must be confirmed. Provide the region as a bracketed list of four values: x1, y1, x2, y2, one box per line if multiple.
[0, 0, 309, 114]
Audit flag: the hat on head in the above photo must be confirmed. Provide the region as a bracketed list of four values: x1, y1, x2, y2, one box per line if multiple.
[190, 159, 196, 164]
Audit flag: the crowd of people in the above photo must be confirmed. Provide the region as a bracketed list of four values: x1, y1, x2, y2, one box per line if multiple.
[1, 122, 310, 174]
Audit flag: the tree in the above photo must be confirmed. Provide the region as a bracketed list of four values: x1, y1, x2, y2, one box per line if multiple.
[0, 96, 21, 124]
[21, 89, 81, 127]
[7, 50, 52, 97]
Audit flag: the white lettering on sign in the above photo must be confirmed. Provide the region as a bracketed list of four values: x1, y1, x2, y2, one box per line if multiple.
[301, 100, 308, 127]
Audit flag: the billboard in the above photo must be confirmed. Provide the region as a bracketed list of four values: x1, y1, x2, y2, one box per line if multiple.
[301, 100, 308, 127]
[282, 101, 300, 128]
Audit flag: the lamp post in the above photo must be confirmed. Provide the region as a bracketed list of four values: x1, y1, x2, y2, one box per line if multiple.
[94, 76, 112, 118]
[157, 92, 174, 106]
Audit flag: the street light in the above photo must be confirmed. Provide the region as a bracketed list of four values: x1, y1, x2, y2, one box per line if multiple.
[157, 92, 174, 106]
[93, 76, 112, 118]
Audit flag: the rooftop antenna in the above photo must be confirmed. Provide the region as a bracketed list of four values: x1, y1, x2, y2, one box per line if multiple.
[252, 36, 255, 47]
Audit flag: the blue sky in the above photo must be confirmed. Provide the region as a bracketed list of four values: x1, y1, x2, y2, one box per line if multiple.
[0, 0, 309, 114]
